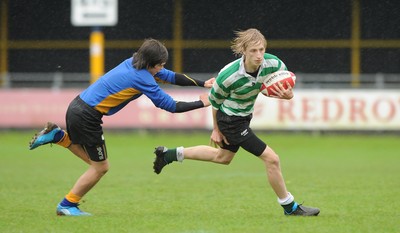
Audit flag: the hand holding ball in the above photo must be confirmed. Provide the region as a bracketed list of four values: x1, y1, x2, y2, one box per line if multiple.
[260, 70, 296, 97]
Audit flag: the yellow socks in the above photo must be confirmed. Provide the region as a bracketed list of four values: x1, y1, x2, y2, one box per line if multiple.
[65, 191, 81, 204]
[56, 131, 72, 148]
[59, 191, 82, 207]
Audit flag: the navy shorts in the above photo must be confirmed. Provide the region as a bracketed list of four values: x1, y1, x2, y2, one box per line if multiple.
[216, 110, 266, 156]
[66, 96, 107, 161]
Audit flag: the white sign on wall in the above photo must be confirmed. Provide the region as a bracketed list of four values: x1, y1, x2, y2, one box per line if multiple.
[250, 90, 400, 130]
[1, 89, 400, 130]
[71, 0, 118, 26]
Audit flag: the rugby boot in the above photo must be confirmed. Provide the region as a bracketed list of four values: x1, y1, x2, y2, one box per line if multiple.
[29, 122, 61, 150]
[56, 204, 92, 216]
[153, 146, 170, 174]
[285, 203, 320, 216]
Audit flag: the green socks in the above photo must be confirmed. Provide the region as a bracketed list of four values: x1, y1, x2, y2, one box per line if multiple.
[164, 148, 178, 163]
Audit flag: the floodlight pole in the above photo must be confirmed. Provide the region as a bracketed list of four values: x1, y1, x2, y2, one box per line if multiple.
[90, 26, 104, 84]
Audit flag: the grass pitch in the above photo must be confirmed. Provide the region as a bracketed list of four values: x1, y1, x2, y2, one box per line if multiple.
[0, 131, 399, 233]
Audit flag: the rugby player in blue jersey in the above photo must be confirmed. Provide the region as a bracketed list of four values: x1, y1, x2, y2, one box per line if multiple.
[29, 38, 215, 216]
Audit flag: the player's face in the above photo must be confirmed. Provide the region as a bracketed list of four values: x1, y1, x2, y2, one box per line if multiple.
[148, 62, 166, 76]
[243, 41, 265, 72]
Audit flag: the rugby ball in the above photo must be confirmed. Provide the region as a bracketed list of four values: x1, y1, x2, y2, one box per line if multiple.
[260, 70, 296, 96]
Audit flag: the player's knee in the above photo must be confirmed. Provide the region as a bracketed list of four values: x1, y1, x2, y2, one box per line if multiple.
[100, 163, 110, 174]
[214, 150, 234, 165]
[261, 147, 280, 167]
[266, 153, 280, 167]
[218, 158, 232, 165]
[100, 165, 110, 175]
[92, 161, 110, 176]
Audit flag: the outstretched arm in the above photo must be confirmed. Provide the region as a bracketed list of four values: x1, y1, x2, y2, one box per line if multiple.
[174, 73, 215, 88]
[175, 93, 210, 113]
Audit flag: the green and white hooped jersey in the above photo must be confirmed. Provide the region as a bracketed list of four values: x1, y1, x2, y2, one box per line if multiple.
[209, 53, 287, 117]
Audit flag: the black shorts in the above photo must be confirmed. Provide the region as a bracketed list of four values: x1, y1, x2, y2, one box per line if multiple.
[66, 96, 107, 161]
[216, 110, 266, 156]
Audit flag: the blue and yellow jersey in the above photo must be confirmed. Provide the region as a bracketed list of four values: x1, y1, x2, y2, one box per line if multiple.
[80, 57, 177, 115]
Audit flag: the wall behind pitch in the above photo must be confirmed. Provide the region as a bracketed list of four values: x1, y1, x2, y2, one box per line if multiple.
[1, 89, 399, 131]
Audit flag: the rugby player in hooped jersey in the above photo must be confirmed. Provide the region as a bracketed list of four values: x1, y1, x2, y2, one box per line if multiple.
[29, 38, 215, 216]
[153, 29, 320, 216]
